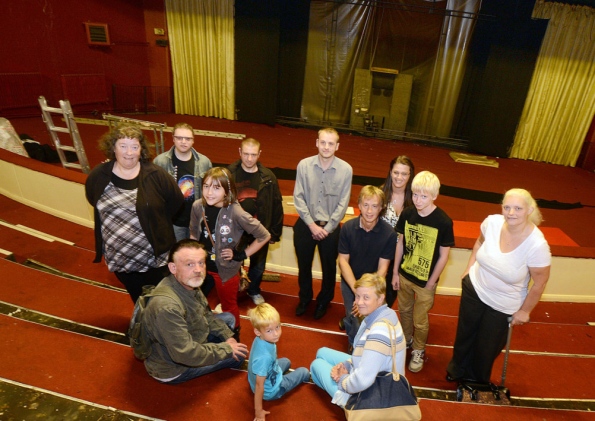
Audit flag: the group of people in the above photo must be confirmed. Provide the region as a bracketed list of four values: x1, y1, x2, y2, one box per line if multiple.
[84, 123, 551, 419]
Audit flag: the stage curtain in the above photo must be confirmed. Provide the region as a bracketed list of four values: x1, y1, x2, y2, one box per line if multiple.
[300, 0, 476, 139]
[510, 1, 595, 166]
[165, 0, 235, 119]
[415, 0, 480, 137]
[301, 2, 374, 124]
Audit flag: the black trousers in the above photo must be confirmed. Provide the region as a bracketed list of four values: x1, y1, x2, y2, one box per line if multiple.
[115, 265, 170, 303]
[447, 275, 510, 383]
[293, 218, 340, 307]
[384, 260, 398, 308]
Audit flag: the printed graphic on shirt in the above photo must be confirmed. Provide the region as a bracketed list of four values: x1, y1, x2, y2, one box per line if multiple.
[235, 170, 259, 216]
[401, 221, 438, 282]
[268, 364, 279, 387]
[237, 183, 258, 202]
[178, 174, 194, 201]
[202, 226, 215, 254]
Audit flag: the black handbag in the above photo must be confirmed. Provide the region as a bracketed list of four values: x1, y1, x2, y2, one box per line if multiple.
[344, 320, 422, 421]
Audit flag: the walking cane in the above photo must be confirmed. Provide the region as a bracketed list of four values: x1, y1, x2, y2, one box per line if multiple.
[501, 316, 514, 387]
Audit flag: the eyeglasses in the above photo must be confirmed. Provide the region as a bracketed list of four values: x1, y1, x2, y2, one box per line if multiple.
[173, 136, 193, 142]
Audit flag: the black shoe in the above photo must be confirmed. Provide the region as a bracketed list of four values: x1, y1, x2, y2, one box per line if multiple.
[338, 318, 345, 331]
[314, 304, 328, 320]
[296, 301, 309, 316]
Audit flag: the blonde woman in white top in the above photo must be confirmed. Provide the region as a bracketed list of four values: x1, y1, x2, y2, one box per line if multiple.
[446, 188, 551, 384]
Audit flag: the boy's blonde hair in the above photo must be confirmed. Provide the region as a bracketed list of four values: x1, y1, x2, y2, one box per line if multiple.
[358, 185, 386, 208]
[248, 303, 280, 330]
[411, 170, 440, 198]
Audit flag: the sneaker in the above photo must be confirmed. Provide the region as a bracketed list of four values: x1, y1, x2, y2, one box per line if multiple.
[248, 293, 265, 305]
[409, 349, 425, 373]
[406, 338, 413, 349]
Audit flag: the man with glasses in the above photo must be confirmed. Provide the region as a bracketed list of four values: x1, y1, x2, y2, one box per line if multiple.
[228, 138, 283, 305]
[154, 122, 212, 241]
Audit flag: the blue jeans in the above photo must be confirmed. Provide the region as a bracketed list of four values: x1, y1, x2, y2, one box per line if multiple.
[340, 280, 361, 345]
[173, 225, 190, 242]
[162, 312, 242, 385]
[310, 347, 351, 398]
[246, 242, 269, 296]
[268, 358, 311, 400]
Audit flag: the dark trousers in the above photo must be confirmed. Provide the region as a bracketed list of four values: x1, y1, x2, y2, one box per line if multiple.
[293, 218, 340, 307]
[385, 260, 398, 308]
[246, 241, 270, 296]
[115, 265, 170, 303]
[447, 275, 510, 383]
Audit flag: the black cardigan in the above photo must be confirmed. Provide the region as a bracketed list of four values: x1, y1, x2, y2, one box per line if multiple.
[85, 160, 184, 264]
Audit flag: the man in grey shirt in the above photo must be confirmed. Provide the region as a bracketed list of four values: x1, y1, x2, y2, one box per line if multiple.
[293, 127, 353, 320]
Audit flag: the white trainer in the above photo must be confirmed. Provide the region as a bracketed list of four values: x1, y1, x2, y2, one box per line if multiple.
[409, 349, 425, 373]
[249, 293, 265, 305]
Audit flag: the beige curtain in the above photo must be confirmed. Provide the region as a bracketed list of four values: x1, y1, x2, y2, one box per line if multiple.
[165, 0, 235, 119]
[510, 1, 595, 166]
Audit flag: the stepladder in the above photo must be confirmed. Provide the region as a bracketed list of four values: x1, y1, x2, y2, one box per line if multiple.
[38, 96, 90, 174]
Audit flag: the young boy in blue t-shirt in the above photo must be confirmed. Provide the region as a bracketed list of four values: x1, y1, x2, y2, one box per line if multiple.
[248, 303, 310, 420]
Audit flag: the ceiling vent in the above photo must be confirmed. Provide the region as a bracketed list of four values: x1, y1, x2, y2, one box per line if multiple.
[84, 22, 110, 46]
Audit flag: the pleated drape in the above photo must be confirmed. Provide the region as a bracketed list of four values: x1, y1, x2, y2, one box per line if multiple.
[165, 0, 235, 119]
[510, 1, 595, 166]
[417, 0, 480, 137]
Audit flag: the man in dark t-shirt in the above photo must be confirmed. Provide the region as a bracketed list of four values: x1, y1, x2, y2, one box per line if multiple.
[154, 122, 212, 241]
[228, 138, 283, 305]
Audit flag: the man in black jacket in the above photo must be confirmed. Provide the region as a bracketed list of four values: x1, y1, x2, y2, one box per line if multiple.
[228, 138, 283, 305]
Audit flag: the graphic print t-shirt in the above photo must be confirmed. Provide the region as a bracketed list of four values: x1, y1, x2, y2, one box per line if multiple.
[172, 154, 195, 226]
[396, 206, 455, 287]
[234, 167, 259, 217]
[199, 205, 221, 273]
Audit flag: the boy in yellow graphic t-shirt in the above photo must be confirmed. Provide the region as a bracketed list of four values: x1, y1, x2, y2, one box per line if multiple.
[392, 171, 455, 373]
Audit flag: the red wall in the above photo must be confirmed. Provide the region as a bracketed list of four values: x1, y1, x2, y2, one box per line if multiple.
[577, 115, 595, 172]
[0, 0, 170, 116]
